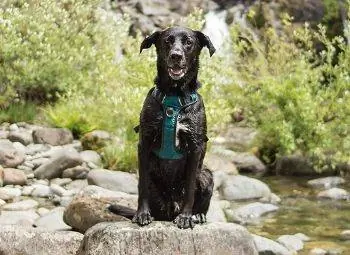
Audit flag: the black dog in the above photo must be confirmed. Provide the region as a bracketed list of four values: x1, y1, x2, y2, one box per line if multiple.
[109, 27, 215, 229]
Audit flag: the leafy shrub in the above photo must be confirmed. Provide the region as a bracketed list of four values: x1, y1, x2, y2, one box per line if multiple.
[226, 15, 350, 171]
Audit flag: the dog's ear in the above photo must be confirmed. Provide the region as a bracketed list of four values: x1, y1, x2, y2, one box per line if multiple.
[140, 31, 161, 53]
[195, 31, 216, 57]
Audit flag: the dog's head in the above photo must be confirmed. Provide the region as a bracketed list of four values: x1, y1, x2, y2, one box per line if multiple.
[140, 27, 215, 87]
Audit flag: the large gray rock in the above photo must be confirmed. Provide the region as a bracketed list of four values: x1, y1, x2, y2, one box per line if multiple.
[0, 139, 25, 168]
[78, 185, 137, 209]
[204, 153, 238, 175]
[0, 225, 83, 255]
[32, 128, 73, 146]
[78, 221, 258, 255]
[34, 148, 82, 179]
[34, 207, 71, 231]
[87, 169, 138, 194]
[80, 150, 101, 166]
[219, 175, 271, 201]
[8, 130, 33, 145]
[253, 234, 293, 255]
[317, 188, 349, 200]
[0, 210, 39, 225]
[226, 202, 279, 224]
[277, 234, 304, 252]
[63, 195, 129, 233]
[230, 152, 266, 173]
[307, 177, 345, 189]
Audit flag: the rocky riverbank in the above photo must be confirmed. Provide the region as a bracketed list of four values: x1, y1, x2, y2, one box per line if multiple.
[0, 122, 349, 254]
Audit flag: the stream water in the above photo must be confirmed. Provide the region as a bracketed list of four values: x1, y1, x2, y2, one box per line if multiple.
[248, 176, 350, 254]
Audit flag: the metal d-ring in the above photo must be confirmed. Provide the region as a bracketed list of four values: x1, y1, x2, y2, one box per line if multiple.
[166, 107, 174, 117]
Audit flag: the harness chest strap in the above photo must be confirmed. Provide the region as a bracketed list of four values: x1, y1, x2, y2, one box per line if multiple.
[151, 87, 198, 160]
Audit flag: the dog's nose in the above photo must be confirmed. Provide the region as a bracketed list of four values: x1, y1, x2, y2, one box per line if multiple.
[170, 52, 183, 62]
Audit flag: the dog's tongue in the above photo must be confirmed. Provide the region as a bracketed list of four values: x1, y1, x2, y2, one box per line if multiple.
[171, 68, 182, 75]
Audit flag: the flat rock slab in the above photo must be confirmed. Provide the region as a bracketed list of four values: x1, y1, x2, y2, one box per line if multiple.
[32, 128, 73, 146]
[78, 221, 258, 255]
[0, 225, 83, 255]
[307, 177, 345, 188]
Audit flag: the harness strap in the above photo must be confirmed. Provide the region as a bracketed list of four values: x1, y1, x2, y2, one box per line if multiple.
[151, 87, 198, 160]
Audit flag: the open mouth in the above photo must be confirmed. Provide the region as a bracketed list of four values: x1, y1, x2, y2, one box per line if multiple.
[168, 67, 186, 80]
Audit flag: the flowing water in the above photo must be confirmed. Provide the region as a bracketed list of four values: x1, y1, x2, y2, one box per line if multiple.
[248, 176, 350, 254]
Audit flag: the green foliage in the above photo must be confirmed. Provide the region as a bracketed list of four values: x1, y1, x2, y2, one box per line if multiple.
[227, 18, 349, 171]
[0, 101, 38, 123]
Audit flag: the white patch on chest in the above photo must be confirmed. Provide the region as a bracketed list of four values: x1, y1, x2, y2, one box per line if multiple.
[175, 121, 189, 147]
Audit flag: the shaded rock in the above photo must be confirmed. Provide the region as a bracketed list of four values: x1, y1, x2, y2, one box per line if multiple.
[34, 207, 71, 231]
[340, 230, 350, 240]
[0, 225, 83, 255]
[0, 139, 25, 168]
[231, 152, 266, 173]
[0, 210, 39, 225]
[3, 168, 27, 185]
[2, 199, 39, 211]
[31, 184, 53, 198]
[317, 188, 349, 200]
[87, 169, 138, 194]
[32, 128, 73, 146]
[275, 154, 322, 175]
[219, 175, 271, 201]
[253, 234, 292, 255]
[63, 165, 90, 179]
[81, 130, 111, 150]
[310, 248, 327, 255]
[277, 234, 304, 251]
[79, 185, 137, 209]
[214, 126, 257, 151]
[307, 177, 345, 189]
[80, 150, 101, 166]
[204, 153, 238, 175]
[63, 195, 129, 233]
[227, 202, 278, 224]
[206, 199, 227, 223]
[0, 187, 21, 200]
[34, 148, 82, 179]
[8, 130, 33, 145]
[78, 221, 258, 255]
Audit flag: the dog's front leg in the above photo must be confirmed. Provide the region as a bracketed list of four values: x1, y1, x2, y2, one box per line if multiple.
[132, 141, 153, 226]
[174, 149, 201, 229]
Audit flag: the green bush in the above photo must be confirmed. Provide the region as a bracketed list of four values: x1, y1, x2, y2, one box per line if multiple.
[226, 15, 349, 171]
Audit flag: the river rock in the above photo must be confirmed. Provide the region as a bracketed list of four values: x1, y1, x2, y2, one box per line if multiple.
[32, 127, 73, 146]
[50, 184, 68, 197]
[78, 221, 258, 255]
[2, 199, 39, 211]
[0, 187, 21, 200]
[206, 199, 227, 222]
[213, 126, 257, 151]
[80, 150, 101, 166]
[230, 152, 266, 173]
[0, 130, 9, 139]
[204, 153, 238, 175]
[9, 124, 19, 131]
[78, 185, 137, 209]
[275, 154, 317, 175]
[37, 207, 50, 216]
[8, 130, 33, 145]
[34, 207, 71, 231]
[317, 188, 349, 200]
[87, 169, 138, 194]
[293, 232, 310, 242]
[0, 139, 25, 168]
[310, 248, 327, 255]
[50, 178, 72, 186]
[62, 165, 90, 179]
[340, 230, 350, 240]
[219, 175, 271, 201]
[277, 234, 304, 251]
[253, 234, 293, 255]
[0, 210, 39, 225]
[226, 202, 279, 224]
[63, 195, 129, 233]
[25, 143, 51, 155]
[31, 184, 53, 198]
[3, 168, 27, 185]
[34, 148, 82, 179]
[0, 225, 83, 255]
[307, 177, 345, 189]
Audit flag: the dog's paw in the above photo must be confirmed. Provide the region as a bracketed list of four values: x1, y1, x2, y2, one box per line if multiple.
[192, 213, 207, 224]
[132, 210, 153, 226]
[174, 213, 196, 229]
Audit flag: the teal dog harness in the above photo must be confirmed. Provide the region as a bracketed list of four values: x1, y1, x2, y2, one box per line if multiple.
[151, 87, 198, 160]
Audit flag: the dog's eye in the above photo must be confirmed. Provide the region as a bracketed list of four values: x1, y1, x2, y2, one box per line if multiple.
[186, 39, 193, 46]
[165, 36, 174, 44]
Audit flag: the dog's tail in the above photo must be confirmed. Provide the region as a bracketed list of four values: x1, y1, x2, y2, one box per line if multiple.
[108, 204, 136, 220]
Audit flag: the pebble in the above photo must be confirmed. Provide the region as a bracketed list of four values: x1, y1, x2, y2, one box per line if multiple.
[9, 124, 19, 131]
[310, 248, 327, 255]
[22, 186, 35, 196]
[0, 187, 22, 200]
[50, 178, 72, 186]
[50, 184, 67, 197]
[2, 199, 39, 211]
[340, 230, 350, 240]
[31, 184, 52, 198]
